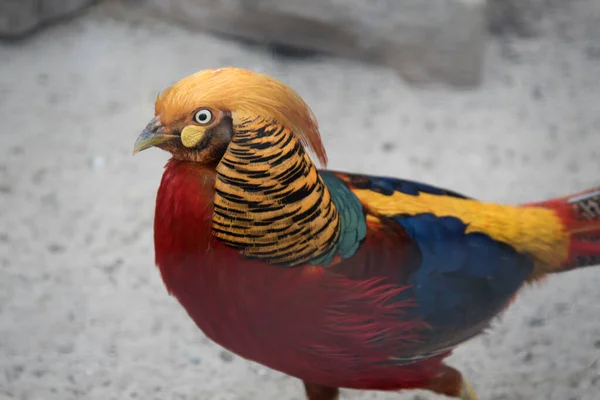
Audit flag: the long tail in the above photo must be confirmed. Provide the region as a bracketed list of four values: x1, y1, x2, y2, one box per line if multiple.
[527, 187, 600, 270]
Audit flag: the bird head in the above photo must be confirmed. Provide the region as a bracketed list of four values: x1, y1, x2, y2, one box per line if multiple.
[133, 67, 327, 167]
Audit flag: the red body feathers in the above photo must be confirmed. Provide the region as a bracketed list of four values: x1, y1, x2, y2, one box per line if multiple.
[155, 161, 446, 390]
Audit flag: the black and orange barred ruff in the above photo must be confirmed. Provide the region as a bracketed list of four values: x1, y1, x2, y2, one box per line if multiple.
[213, 118, 340, 266]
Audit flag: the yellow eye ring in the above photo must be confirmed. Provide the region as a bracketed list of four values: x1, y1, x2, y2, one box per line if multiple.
[194, 109, 213, 125]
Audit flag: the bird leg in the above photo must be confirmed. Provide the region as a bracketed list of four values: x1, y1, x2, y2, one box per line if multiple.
[303, 381, 340, 400]
[424, 364, 478, 400]
[302, 365, 475, 400]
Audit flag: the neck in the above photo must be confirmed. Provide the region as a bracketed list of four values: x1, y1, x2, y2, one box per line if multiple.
[154, 160, 216, 274]
[213, 117, 340, 266]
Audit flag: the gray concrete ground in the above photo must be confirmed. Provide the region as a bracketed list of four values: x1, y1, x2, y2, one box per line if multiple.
[1, 2, 600, 400]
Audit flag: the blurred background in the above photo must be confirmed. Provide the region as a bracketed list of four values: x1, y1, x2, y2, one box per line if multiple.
[1, 0, 600, 399]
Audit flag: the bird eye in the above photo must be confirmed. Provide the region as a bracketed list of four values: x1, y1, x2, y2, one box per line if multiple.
[193, 109, 213, 125]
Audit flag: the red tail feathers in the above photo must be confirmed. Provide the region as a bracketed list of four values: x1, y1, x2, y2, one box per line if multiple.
[527, 187, 600, 270]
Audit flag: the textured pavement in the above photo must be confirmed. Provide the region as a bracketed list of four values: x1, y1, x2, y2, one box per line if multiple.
[1, 2, 600, 400]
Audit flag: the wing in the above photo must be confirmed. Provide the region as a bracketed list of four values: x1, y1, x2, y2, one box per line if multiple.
[320, 170, 535, 359]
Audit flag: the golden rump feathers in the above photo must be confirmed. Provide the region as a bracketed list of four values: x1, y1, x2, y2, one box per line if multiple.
[155, 67, 328, 166]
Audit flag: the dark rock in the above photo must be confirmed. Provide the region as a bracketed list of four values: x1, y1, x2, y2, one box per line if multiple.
[219, 350, 235, 363]
[486, 0, 545, 37]
[381, 142, 396, 153]
[528, 317, 545, 327]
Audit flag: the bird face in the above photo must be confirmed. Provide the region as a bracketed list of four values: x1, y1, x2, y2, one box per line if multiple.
[134, 105, 234, 165]
[133, 67, 328, 167]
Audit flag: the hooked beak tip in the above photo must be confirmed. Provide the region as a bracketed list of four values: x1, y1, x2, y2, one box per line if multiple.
[133, 129, 157, 155]
[133, 117, 167, 155]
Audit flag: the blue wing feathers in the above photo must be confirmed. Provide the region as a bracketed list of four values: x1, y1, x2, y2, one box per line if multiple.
[396, 214, 533, 329]
[320, 172, 533, 328]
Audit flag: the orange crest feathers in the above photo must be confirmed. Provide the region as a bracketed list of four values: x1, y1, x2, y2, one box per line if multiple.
[155, 67, 328, 166]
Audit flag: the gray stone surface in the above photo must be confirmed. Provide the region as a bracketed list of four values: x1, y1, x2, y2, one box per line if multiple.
[0, 0, 96, 38]
[1, 1, 600, 400]
[139, 0, 487, 87]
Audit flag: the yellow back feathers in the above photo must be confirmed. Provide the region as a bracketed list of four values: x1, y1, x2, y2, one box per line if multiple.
[155, 67, 328, 166]
[352, 188, 570, 270]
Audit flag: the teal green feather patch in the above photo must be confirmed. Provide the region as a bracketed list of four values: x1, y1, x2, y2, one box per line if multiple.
[310, 172, 367, 265]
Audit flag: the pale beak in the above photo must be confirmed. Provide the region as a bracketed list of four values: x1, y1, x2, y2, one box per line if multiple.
[133, 117, 171, 154]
